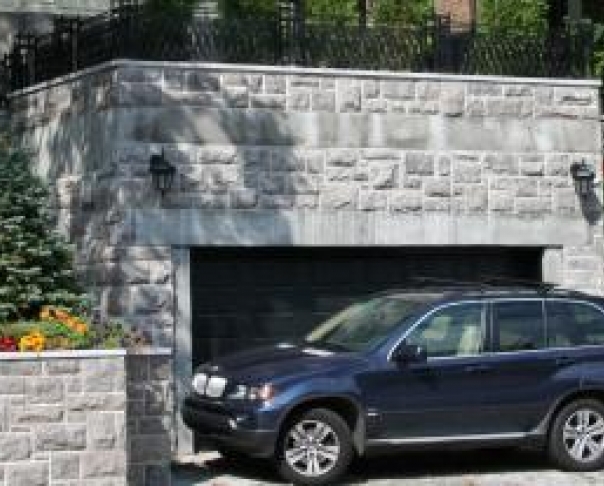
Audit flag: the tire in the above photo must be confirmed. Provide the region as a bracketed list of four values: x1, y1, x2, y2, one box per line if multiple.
[276, 408, 354, 486]
[548, 398, 604, 472]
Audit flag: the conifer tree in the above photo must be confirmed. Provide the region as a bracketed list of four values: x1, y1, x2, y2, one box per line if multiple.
[0, 147, 85, 323]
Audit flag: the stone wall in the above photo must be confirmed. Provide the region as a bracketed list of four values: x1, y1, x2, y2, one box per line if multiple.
[7, 62, 603, 453]
[0, 350, 172, 486]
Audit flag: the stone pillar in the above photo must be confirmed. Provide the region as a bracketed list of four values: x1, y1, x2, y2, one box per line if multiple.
[435, 0, 476, 24]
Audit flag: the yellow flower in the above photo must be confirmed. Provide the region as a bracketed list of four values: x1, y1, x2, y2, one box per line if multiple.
[19, 332, 46, 352]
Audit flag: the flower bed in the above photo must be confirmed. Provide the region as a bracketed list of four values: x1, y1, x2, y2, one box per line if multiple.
[0, 306, 149, 353]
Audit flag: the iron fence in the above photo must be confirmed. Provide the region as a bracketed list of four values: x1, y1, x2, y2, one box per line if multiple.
[0, 0, 596, 105]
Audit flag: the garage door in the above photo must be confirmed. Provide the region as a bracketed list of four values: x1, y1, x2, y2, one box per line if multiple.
[191, 247, 542, 367]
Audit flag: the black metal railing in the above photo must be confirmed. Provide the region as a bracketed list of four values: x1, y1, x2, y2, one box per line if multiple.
[0, 0, 596, 105]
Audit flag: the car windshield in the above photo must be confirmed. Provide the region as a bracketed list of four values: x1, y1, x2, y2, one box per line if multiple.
[305, 295, 435, 352]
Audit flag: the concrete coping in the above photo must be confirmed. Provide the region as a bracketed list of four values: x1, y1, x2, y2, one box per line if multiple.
[0, 347, 172, 360]
[8, 58, 601, 98]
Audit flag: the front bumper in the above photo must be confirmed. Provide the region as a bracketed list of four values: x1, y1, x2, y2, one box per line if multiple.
[181, 395, 278, 458]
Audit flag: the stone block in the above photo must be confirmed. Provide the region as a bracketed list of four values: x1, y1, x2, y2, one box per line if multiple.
[416, 81, 441, 100]
[424, 179, 451, 197]
[363, 98, 388, 113]
[516, 197, 551, 217]
[0, 434, 31, 460]
[25, 379, 63, 404]
[265, 75, 286, 94]
[289, 174, 320, 195]
[46, 360, 79, 376]
[484, 154, 518, 175]
[504, 85, 533, 97]
[259, 195, 294, 209]
[327, 150, 358, 167]
[148, 260, 172, 285]
[546, 154, 570, 177]
[0, 377, 24, 395]
[68, 393, 126, 413]
[82, 359, 123, 393]
[440, 85, 465, 116]
[322, 187, 357, 210]
[51, 453, 80, 481]
[466, 99, 486, 117]
[338, 83, 361, 112]
[6, 462, 48, 486]
[289, 75, 321, 88]
[0, 362, 42, 376]
[223, 86, 249, 108]
[381, 80, 415, 100]
[490, 193, 514, 213]
[35, 425, 86, 452]
[453, 162, 482, 183]
[230, 189, 258, 209]
[370, 164, 398, 189]
[288, 91, 310, 111]
[487, 99, 532, 118]
[131, 285, 173, 315]
[405, 153, 434, 175]
[12, 406, 64, 425]
[103, 261, 150, 285]
[80, 451, 127, 478]
[520, 155, 545, 176]
[468, 83, 502, 96]
[88, 414, 117, 450]
[184, 72, 220, 92]
[271, 151, 305, 172]
[363, 80, 380, 99]
[555, 88, 595, 106]
[359, 192, 387, 211]
[251, 94, 286, 110]
[390, 192, 422, 212]
[467, 188, 488, 212]
[312, 92, 336, 112]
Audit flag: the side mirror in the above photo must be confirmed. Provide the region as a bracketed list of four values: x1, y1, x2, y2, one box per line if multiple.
[392, 343, 428, 365]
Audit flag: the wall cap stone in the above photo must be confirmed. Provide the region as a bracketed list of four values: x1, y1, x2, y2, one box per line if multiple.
[0, 347, 172, 360]
[8, 59, 601, 99]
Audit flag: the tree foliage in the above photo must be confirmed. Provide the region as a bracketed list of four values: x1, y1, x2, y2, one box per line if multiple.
[373, 0, 432, 24]
[479, 0, 549, 31]
[0, 147, 86, 323]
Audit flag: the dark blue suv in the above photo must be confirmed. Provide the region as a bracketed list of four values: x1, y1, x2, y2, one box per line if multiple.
[182, 288, 604, 485]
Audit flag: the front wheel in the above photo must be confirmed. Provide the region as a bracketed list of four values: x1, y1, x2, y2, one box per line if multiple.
[277, 408, 354, 486]
[549, 399, 604, 471]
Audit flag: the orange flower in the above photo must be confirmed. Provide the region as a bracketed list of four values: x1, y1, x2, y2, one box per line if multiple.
[19, 332, 46, 352]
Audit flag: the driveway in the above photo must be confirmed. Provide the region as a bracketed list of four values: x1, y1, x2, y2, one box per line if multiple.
[172, 449, 604, 485]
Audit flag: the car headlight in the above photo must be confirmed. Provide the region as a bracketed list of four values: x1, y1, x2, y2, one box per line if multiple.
[225, 383, 276, 402]
[192, 373, 208, 395]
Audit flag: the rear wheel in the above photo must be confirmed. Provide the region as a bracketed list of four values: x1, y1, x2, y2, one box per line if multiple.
[277, 408, 354, 486]
[549, 399, 604, 471]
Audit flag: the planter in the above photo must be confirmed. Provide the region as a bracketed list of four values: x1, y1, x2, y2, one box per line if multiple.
[0, 348, 173, 486]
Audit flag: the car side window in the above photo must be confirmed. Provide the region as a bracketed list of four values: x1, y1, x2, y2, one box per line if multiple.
[492, 300, 545, 352]
[547, 301, 604, 347]
[406, 303, 484, 358]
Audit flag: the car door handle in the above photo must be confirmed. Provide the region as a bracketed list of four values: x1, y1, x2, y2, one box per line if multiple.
[555, 356, 577, 367]
[464, 364, 491, 373]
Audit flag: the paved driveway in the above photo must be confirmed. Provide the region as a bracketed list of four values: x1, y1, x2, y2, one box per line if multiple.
[172, 449, 604, 485]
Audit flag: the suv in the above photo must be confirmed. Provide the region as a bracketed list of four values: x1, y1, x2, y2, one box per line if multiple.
[182, 287, 604, 485]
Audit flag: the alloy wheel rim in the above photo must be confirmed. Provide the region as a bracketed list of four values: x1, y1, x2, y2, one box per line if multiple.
[284, 419, 341, 477]
[563, 408, 604, 463]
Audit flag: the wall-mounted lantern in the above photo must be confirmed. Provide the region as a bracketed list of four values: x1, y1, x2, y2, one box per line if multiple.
[149, 150, 176, 197]
[570, 160, 595, 198]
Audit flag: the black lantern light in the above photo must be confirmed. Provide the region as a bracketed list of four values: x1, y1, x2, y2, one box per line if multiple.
[149, 150, 176, 197]
[570, 160, 595, 198]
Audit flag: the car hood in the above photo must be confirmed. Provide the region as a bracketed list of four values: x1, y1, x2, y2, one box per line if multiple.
[197, 342, 364, 385]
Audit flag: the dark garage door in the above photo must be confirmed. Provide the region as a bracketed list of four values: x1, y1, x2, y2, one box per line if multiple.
[191, 247, 542, 367]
